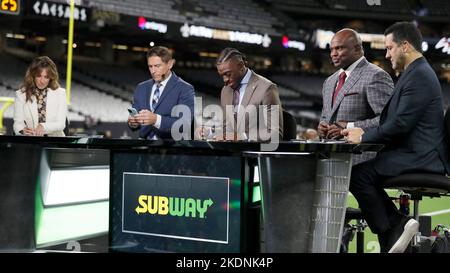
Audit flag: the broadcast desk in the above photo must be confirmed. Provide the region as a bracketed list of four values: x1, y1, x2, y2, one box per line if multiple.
[0, 136, 381, 253]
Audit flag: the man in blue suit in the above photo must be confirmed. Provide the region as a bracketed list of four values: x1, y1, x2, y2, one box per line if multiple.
[128, 46, 195, 139]
[343, 22, 450, 253]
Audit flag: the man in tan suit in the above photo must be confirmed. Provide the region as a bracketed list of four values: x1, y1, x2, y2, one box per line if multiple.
[214, 48, 283, 141]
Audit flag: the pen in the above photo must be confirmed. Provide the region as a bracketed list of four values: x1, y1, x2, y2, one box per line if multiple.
[334, 122, 345, 129]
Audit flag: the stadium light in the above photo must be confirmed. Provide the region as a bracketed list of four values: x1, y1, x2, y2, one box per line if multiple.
[282, 36, 306, 51]
[138, 17, 168, 33]
[180, 23, 271, 48]
[43, 168, 109, 206]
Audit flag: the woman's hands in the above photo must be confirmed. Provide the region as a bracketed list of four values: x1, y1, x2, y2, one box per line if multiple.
[22, 124, 45, 136]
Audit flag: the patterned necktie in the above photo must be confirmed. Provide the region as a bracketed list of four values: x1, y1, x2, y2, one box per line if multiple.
[232, 85, 241, 130]
[232, 85, 241, 108]
[151, 83, 161, 111]
[332, 71, 347, 106]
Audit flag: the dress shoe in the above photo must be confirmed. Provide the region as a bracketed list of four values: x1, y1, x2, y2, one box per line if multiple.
[388, 218, 419, 253]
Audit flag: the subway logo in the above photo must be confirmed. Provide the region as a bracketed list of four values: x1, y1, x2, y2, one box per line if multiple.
[135, 195, 214, 218]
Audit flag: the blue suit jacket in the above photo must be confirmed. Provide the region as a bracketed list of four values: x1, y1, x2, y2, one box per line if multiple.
[363, 57, 450, 176]
[131, 72, 195, 139]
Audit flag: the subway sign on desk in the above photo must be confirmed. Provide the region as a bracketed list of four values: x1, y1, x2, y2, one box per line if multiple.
[122, 172, 230, 244]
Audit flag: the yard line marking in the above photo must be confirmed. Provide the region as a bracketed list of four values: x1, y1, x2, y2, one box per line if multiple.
[423, 209, 450, 216]
[347, 189, 397, 197]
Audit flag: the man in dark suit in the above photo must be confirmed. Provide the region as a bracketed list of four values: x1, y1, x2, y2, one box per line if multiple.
[128, 46, 195, 139]
[343, 22, 450, 253]
[318, 28, 394, 164]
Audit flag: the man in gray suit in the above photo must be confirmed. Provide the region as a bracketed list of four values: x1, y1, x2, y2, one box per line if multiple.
[318, 29, 394, 158]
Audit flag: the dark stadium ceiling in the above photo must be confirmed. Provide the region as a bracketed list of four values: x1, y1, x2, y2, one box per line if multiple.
[0, 12, 294, 58]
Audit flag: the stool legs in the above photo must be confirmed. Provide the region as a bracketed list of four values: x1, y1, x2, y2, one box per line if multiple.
[356, 219, 367, 253]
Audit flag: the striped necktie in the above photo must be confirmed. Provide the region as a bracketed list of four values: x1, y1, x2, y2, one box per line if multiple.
[151, 83, 161, 111]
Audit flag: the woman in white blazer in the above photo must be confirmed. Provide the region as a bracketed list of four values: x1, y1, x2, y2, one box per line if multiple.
[14, 56, 68, 137]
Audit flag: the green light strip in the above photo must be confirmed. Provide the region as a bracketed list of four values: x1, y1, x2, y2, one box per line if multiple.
[35, 180, 109, 247]
[252, 185, 261, 203]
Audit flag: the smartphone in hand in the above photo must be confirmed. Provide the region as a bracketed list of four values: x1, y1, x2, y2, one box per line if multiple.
[128, 107, 138, 116]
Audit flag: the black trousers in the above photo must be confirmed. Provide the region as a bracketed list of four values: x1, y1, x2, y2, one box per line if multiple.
[349, 159, 404, 235]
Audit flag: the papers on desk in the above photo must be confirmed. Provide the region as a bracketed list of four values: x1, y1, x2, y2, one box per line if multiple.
[75, 135, 104, 144]
[291, 139, 348, 144]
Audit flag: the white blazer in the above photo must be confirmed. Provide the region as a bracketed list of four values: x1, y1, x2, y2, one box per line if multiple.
[13, 87, 68, 137]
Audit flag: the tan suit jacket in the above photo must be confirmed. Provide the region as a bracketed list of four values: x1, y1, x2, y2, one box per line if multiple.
[13, 87, 68, 136]
[220, 70, 283, 141]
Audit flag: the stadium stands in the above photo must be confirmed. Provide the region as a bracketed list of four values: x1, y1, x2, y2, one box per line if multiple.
[0, 52, 27, 90]
[51, 0, 282, 35]
[50, 0, 187, 24]
[324, 0, 413, 14]
[0, 52, 129, 122]
[73, 60, 147, 93]
[67, 81, 130, 122]
[419, 0, 450, 17]
[274, 0, 322, 8]
[188, 0, 282, 35]
[271, 74, 326, 98]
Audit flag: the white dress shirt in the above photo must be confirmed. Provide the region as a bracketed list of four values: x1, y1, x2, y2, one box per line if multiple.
[236, 68, 252, 108]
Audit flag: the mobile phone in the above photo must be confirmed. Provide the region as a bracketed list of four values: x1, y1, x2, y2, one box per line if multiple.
[128, 107, 138, 116]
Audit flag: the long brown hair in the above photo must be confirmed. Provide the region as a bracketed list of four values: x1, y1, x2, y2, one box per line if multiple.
[21, 56, 60, 102]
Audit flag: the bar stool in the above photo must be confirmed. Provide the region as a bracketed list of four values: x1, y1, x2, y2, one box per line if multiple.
[342, 207, 368, 253]
[382, 107, 450, 251]
[382, 173, 450, 251]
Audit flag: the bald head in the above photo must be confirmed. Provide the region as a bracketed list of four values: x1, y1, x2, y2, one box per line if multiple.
[335, 29, 363, 48]
[330, 28, 364, 69]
